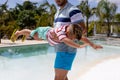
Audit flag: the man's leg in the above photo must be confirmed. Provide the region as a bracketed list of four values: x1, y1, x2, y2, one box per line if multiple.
[54, 68, 68, 80]
[54, 52, 76, 80]
[65, 77, 68, 80]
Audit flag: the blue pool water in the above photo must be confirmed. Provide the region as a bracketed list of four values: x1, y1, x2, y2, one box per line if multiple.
[0, 44, 54, 58]
[0, 43, 120, 80]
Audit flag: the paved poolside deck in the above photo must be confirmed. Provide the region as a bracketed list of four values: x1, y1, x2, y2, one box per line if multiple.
[0, 39, 48, 47]
[89, 35, 120, 46]
[77, 56, 120, 80]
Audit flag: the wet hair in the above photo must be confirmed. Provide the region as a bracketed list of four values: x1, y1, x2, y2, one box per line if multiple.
[69, 23, 82, 40]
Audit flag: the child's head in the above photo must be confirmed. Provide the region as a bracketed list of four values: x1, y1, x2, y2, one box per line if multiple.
[67, 23, 82, 40]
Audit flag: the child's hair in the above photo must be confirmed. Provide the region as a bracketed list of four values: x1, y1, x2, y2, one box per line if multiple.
[69, 23, 82, 40]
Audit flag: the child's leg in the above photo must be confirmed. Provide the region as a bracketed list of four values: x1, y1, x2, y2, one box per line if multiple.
[15, 29, 32, 39]
[33, 32, 41, 40]
[16, 29, 41, 40]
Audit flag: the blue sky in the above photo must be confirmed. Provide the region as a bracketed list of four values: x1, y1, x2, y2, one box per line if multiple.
[0, 0, 120, 13]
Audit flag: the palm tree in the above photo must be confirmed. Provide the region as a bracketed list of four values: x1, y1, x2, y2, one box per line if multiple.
[0, 0, 8, 12]
[47, 3, 57, 26]
[36, 1, 57, 26]
[115, 13, 120, 22]
[15, 1, 38, 29]
[91, 7, 97, 36]
[0, 0, 8, 24]
[0, 0, 8, 43]
[77, 0, 92, 36]
[23, 1, 37, 10]
[0, 0, 15, 26]
[96, 0, 117, 37]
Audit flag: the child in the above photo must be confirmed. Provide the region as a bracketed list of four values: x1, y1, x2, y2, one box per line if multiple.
[11, 23, 102, 49]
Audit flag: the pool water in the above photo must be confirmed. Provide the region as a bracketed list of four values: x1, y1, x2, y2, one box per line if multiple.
[0, 44, 53, 58]
[0, 43, 120, 80]
[0, 44, 55, 80]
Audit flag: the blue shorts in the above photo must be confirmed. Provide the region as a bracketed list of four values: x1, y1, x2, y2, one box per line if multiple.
[54, 52, 76, 70]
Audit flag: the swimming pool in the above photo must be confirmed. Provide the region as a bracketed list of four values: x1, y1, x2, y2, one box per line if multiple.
[0, 44, 53, 58]
[0, 43, 120, 80]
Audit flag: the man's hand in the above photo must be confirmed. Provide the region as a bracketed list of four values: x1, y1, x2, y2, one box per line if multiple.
[50, 31, 59, 41]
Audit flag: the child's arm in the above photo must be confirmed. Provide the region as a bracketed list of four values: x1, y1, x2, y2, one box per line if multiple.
[61, 38, 88, 48]
[81, 36, 103, 49]
[79, 43, 88, 48]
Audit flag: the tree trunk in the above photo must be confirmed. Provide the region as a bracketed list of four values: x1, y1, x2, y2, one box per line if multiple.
[107, 19, 110, 37]
[86, 18, 89, 37]
[0, 33, 1, 44]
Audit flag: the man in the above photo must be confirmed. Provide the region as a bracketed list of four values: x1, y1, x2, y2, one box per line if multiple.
[53, 0, 102, 80]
